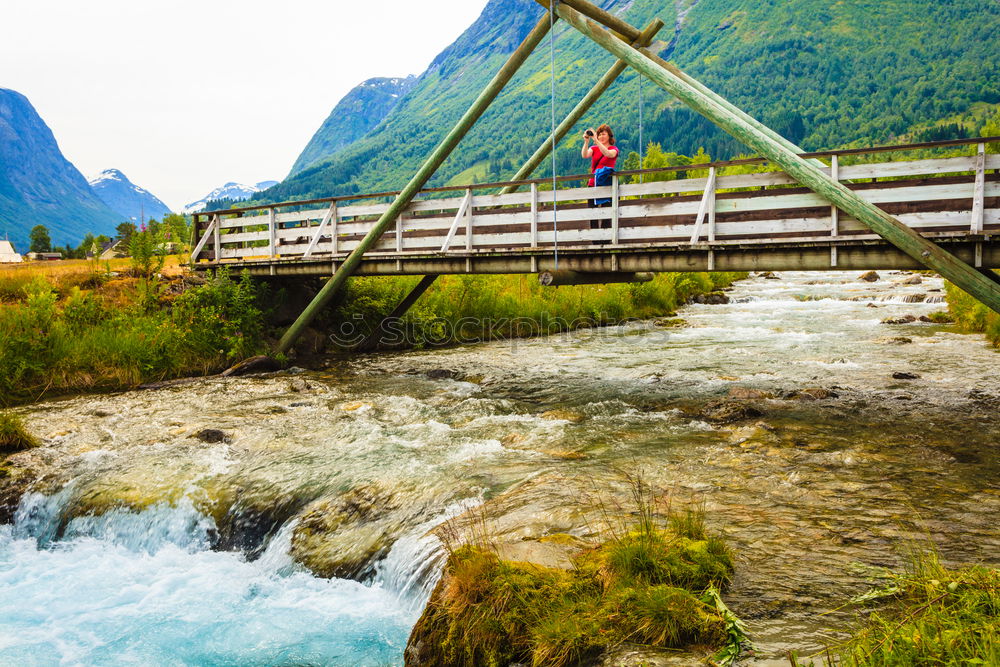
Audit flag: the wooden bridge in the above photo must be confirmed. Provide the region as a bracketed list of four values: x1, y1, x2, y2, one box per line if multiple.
[191, 138, 999, 277]
[189, 0, 1000, 353]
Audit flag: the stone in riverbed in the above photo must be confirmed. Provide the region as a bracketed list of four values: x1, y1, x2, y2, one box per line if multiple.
[727, 387, 773, 400]
[881, 314, 916, 324]
[692, 291, 730, 305]
[892, 372, 921, 380]
[785, 387, 839, 401]
[540, 408, 586, 423]
[858, 270, 880, 282]
[193, 428, 229, 443]
[897, 275, 923, 285]
[699, 400, 765, 423]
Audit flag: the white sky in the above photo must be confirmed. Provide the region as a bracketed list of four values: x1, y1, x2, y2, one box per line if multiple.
[1, 0, 490, 211]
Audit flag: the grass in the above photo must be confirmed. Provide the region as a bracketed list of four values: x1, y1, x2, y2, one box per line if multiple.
[945, 277, 1000, 347]
[787, 547, 1000, 666]
[409, 477, 745, 667]
[328, 271, 745, 348]
[831, 549, 1000, 666]
[0, 411, 39, 454]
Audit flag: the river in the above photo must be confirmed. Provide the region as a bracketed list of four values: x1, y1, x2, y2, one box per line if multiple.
[1, 270, 998, 665]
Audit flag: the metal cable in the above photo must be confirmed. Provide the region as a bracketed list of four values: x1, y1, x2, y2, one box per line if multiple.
[548, 1, 559, 269]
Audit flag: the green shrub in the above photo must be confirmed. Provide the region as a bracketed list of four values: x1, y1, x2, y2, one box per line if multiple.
[0, 411, 39, 453]
[946, 279, 1000, 346]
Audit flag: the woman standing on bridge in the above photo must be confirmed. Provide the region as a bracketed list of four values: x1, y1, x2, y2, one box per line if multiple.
[581, 124, 618, 231]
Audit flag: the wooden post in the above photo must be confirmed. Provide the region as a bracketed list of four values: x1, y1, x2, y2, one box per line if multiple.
[707, 167, 717, 242]
[611, 173, 620, 244]
[268, 207, 277, 258]
[498, 18, 664, 194]
[396, 212, 404, 252]
[276, 10, 556, 354]
[304, 201, 338, 258]
[537, 0, 1000, 314]
[212, 214, 221, 262]
[830, 154, 839, 267]
[465, 190, 474, 251]
[971, 142, 985, 233]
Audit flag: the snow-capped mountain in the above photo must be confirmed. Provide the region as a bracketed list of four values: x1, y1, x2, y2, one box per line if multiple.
[88, 168, 171, 223]
[183, 180, 279, 213]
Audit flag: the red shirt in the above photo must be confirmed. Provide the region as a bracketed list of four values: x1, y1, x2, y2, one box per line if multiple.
[588, 144, 617, 186]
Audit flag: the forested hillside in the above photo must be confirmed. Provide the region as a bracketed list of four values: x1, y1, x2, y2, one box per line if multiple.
[259, 0, 1000, 205]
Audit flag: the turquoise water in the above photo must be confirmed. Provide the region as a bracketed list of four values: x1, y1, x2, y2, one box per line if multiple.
[0, 498, 421, 666]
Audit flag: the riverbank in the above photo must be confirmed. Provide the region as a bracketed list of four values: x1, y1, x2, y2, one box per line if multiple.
[0, 260, 744, 406]
[946, 275, 1000, 347]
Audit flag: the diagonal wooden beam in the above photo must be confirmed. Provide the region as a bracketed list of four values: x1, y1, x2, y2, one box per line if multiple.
[276, 10, 558, 354]
[535, 0, 1000, 314]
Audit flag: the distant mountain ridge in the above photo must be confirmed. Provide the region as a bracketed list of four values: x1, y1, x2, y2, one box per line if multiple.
[261, 0, 1000, 205]
[0, 88, 120, 250]
[289, 76, 418, 177]
[89, 169, 171, 223]
[184, 180, 279, 213]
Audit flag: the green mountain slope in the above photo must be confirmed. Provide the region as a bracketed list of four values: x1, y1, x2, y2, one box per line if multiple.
[260, 0, 1000, 204]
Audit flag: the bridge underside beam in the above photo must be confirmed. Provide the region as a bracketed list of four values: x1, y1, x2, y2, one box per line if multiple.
[536, 0, 1000, 315]
[205, 239, 999, 277]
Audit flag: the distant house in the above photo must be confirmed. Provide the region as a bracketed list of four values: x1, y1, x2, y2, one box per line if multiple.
[26, 251, 63, 261]
[98, 239, 126, 260]
[0, 241, 22, 263]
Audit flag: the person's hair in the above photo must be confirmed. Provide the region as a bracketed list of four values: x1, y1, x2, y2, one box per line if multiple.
[596, 124, 614, 145]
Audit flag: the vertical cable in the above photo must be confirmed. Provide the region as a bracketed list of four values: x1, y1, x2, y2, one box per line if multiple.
[638, 74, 644, 184]
[548, 1, 559, 269]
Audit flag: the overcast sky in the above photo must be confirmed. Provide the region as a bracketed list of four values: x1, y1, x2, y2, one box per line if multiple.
[2, 0, 490, 211]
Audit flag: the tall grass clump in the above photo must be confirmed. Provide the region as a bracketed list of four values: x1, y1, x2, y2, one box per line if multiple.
[828, 548, 1000, 666]
[945, 278, 1000, 347]
[407, 478, 746, 667]
[0, 411, 39, 453]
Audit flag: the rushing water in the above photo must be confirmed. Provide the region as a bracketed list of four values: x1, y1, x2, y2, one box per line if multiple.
[2, 271, 998, 665]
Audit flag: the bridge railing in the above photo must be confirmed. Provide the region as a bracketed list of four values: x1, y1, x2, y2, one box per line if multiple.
[191, 137, 999, 266]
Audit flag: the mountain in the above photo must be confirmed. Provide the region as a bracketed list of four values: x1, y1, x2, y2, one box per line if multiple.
[184, 180, 279, 213]
[289, 76, 418, 177]
[261, 0, 1000, 205]
[0, 88, 121, 250]
[88, 169, 171, 223]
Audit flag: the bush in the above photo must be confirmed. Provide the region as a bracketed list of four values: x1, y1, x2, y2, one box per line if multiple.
[946, 279, 1000, 347]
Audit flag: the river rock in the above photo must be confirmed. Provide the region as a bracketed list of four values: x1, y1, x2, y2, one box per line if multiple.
[898, 275, 923, 285]
[727, 387, 773, 400]
[881, 314, 916, 324]
[424, 368, 459, 380]
[290, 485, 402, 579]
[540, 408, 586, 423]
[877, 336, 913, 345]
[692, 291, 730, 305]
[653, 317, 687, 327]
[758, 271, 780, 279]
[892, 372, 921, 380]
[221, 355, 282, 377]
[193, 428, 229, 443]
[786, 387, 839, 401]
[287, 377, 311, 392]
[699, 400, 765, 424]
[858, 270, 880, 282]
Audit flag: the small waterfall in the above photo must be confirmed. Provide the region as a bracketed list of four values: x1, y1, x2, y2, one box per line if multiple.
[373, 496, 483, 606]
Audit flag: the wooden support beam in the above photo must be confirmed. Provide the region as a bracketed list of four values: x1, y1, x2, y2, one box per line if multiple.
[303, 202, 337, 258]
[540, 270, 654, 286]
[971, 142, 985, 233]
[356, 275, 440, 351]
[276, 10, 557, 355]
[690, 166, 716, 244]
[190, 215, 217, 263]
[537, 0, 1000, 315]
[440, 189, 473, 252]
[498, 17, 664, 194]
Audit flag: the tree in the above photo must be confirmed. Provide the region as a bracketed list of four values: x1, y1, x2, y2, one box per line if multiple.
[29, 225, 51, 253]
[116, 222, 137, 244]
